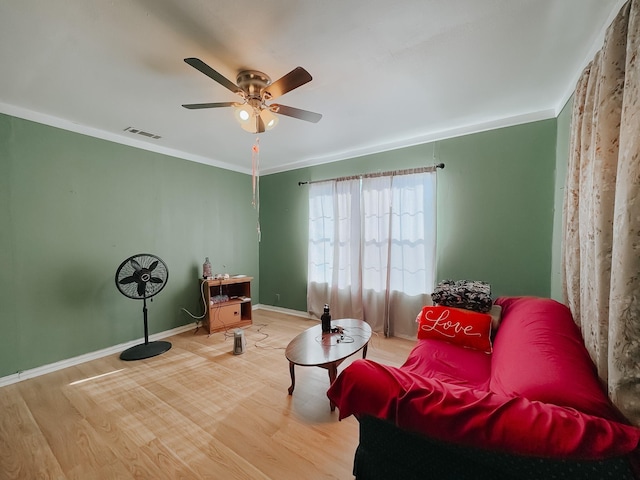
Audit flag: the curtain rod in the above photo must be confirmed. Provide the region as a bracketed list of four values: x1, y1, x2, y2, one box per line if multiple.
[297, 163, 444, 186]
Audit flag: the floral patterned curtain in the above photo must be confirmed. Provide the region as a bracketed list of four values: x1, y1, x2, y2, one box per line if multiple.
[563, 0, 640, 426]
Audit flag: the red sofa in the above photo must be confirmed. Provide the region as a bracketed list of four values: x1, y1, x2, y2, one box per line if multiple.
[327, 296, 640, 479]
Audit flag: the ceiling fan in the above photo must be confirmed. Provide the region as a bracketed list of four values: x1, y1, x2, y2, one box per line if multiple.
[182, 58, 322, 134]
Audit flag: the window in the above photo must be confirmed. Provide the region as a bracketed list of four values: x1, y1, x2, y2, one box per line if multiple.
[307, 170, 437, 337]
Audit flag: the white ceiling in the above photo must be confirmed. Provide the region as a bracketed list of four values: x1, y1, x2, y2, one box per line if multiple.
[0, 0, 624, 175]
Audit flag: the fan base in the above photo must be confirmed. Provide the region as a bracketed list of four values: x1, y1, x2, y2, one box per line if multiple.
[120, 341, 172, 361]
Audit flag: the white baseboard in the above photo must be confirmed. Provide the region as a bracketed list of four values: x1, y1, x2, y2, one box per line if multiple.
[0, 304, 315, 387]
[0, 305, 315, 388]
[0, 323, 197, 388]
[254, 304, 315, 320]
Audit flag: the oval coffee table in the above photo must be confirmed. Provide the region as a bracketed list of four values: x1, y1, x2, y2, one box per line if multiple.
[285, 318, 372, 411]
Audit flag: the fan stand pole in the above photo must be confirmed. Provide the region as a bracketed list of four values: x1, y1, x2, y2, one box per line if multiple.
[142, 296, 149, 345]
[119, 295, 172, 361]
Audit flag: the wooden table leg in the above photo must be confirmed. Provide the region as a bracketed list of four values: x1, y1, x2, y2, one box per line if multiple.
[328, 362, 338, 411]
[362, 343, 369, 359]
[288, 361, 295, 395]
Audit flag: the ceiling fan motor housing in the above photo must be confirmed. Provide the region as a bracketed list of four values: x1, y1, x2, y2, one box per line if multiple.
[236, 70, 271, 99]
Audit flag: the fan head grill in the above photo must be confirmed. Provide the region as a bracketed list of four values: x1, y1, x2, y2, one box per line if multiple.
[115, 254, 168, 300]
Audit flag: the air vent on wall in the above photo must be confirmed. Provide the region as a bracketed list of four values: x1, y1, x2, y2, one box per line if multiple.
[123, 126, 161, 139]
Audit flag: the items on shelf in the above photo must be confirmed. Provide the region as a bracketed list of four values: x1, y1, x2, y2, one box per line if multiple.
[203, 257, 212, 279]
[210, 294, 229, 305]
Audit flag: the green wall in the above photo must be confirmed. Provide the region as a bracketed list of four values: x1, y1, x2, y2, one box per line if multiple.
[0, 111, 564, 377]
[259, 119, 557, 313]
[550, 97, 573, 301]
[0, 113, 259, 378]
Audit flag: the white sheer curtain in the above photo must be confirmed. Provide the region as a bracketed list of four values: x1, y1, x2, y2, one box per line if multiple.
[361, 176, 393, 333]
[307, 171, 436, 337]
[307, 179, 363, 322]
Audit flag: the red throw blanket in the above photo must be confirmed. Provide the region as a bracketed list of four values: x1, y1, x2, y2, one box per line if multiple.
[327, 296, 640, 460]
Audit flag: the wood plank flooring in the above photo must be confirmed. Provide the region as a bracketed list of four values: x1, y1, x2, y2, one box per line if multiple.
[0, 310, 415, 480]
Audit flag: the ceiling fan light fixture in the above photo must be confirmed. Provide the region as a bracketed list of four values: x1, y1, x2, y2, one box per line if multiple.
[260, 108, 279, 130]
[234, 103, 254, 125]
[240, 119, 259, 133]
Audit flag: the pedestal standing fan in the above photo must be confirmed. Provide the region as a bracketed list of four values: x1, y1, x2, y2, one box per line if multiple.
[115, 253, 171, 361]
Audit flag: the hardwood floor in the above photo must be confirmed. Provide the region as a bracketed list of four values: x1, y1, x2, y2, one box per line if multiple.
[0, 310, 415, 480]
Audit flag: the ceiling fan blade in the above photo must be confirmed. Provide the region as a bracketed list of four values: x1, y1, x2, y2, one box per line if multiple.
[148, 260, 158, 272]
[184, 58, 241, 95]
[137, 282, 146, 297]
[130, 259, 142, 272]
[150, 277, 164, 284]
[262, 67, 312, 100]
[182, 102, 237, 110]
[270, 104, 322, 123]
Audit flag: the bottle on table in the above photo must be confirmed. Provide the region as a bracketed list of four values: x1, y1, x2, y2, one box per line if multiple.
[321, 304, 331, 333]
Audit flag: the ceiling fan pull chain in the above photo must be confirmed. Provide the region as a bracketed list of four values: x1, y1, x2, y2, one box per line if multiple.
[252, 138, 261, 242]
[252, 138, 259, 208]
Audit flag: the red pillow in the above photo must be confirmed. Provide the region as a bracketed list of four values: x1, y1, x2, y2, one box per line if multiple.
[417, 306, 492, 353]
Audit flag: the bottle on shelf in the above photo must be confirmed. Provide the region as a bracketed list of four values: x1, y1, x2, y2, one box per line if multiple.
[203, 257, 212, 279]
[321, 304, 332, 333]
